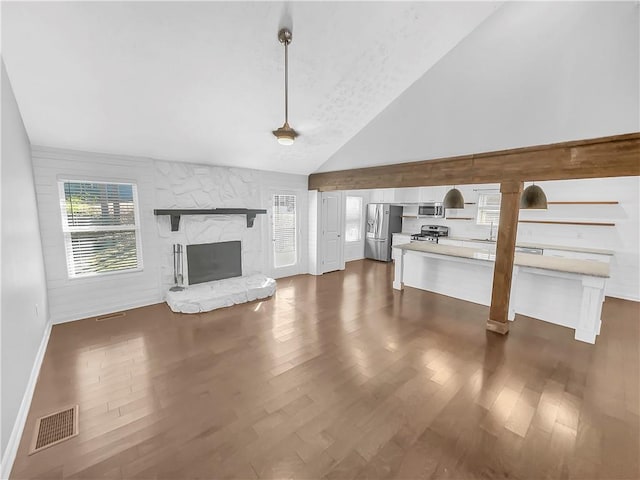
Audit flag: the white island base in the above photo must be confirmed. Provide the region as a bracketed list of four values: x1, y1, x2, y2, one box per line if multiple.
[166, 274, 276, 314]
[393, 244, 608, 344]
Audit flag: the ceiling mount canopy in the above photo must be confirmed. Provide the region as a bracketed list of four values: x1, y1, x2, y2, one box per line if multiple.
[273, 27, 298, 146]
[443, 186, 465, 209]
[520, 183, 548, 209]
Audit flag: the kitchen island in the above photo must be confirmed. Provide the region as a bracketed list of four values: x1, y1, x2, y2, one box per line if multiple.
[393, 242, 609, 344]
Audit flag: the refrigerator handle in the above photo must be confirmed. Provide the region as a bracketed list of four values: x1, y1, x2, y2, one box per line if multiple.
[373, 206, 379, 237]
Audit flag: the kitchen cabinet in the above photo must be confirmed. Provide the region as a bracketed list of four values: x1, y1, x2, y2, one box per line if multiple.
[369, 189, 383, 203]
[394, 187, 420, 204]
[419, 186, 448, 203]
[369, 188, 396, 203]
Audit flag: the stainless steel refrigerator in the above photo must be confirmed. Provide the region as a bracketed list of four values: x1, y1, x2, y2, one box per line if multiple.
[365, 204, 403, 262]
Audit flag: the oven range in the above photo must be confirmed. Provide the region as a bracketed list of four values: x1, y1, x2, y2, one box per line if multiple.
[411, 225, 449, 244]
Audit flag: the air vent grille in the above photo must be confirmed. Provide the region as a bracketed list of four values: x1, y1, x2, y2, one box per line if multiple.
[29, 405, 78, 454]
[96, 312, 126, 322]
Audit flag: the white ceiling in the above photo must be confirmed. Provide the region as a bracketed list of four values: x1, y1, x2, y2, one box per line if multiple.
[318, 1, 640, 173]
[2, 1, 502, 175]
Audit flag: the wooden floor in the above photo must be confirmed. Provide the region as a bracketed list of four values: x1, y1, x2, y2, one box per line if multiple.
[11, 260, 640, 479]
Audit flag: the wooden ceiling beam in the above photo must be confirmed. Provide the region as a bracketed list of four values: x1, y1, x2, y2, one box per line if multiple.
[308, 132, 640, 191]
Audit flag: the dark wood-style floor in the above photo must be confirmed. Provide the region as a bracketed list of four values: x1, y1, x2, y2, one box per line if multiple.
[10, 260, 640, 479]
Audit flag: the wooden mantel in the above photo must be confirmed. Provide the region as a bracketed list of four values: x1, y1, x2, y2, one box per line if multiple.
[154, 208, 267, 231]
[309, 132, 640, 337]
[308, 132, 640, 191]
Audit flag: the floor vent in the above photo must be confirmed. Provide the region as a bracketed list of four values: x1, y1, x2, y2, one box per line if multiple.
[29, 405, 78, 455]
[96, 312, 126, 322]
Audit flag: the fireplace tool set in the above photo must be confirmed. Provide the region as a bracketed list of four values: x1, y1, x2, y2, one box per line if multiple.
[170, 243, 185, 291]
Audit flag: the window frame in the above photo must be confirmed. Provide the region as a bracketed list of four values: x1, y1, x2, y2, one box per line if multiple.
[58, 179, 144, 279]
[344, 196, 364, 243]
[271, 193, 298, 269]
[476, 192, 502, 226]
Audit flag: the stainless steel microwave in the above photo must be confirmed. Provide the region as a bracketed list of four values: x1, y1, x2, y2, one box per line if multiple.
[418, 202, 445, 218]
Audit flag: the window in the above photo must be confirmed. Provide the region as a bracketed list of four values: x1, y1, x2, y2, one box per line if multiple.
[272, 194, 297, 268]
[59, 180, 142, 277]
[344, 196, 363, 242]
[476, 193, 501, 226]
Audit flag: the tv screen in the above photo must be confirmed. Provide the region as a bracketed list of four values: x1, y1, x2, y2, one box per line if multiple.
[187, 241, 242, 285]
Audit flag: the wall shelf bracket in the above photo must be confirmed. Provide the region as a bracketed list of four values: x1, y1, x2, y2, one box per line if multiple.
[154, 208, 267, 231]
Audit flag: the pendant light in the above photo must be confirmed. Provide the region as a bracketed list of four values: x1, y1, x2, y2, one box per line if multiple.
[520, 183, 548, 209]
[443, 186, 465, 209]
[272, 28, 298, 146]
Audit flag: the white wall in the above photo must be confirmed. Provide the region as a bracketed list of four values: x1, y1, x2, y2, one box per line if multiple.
[31, 147, 309, 323]
[1, 61, 49, 467]
[376, 177, 640, 301]
[32, 148, 161, 323]
[308, 191, 321, 275]
[318, 1, 639, 172]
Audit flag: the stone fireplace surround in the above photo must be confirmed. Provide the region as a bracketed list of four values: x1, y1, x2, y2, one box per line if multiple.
[165, 273, 276, 313]
[156, 161, 282, 313]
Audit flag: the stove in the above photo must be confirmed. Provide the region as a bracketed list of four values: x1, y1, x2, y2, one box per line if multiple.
[411, 225, 449, 243]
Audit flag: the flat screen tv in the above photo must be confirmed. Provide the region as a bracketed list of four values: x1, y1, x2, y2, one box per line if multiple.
[187, 241, 242, 285]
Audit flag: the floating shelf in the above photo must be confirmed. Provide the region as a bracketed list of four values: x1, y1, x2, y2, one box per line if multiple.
[445, 217, 474, 220]
[154, 208, 267, 231]
[519, 220, 615, 227]
[547, 201, 619, 205]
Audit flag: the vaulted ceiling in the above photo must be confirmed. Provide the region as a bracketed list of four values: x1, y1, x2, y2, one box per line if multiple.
[2, 1, 502, 175]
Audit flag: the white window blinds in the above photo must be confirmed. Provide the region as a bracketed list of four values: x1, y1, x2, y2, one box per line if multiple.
[272, 194, 297, 268]
[476, 193, 502, 226]
[344, 196, 363, 242]
[59, 180, 142, 277]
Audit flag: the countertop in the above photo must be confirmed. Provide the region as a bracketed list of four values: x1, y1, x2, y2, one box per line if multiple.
[394, 242, 610, 278]
[442, 236, 614, 256]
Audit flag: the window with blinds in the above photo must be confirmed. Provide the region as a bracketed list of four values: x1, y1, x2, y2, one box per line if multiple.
[59, 180, 142, 277]
[476, 193, 502, 226]
[344, 196, 363, 242]
[272, 194, 297, 268]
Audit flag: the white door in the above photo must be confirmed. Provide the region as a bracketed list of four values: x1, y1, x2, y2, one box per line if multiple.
[270, 192, 300, 278]
[321, 192, 344, 273]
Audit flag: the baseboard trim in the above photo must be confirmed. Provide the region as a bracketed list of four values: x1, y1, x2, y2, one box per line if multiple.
[51, 297, 162, 325]
[1, 320, 52, 480]
[345, 256, 365, 263]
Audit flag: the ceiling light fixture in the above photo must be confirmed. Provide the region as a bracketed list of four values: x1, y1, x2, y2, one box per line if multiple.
[443, 186, 465, 209]
[273, 28, 298, 146]
[520, 183, 548, 209]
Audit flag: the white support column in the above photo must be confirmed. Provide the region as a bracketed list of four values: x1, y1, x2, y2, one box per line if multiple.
[508, 265, 519, 321]
[575, 276, 606, 344]
[393, 248, 405, 291]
